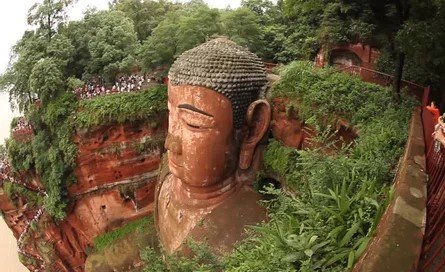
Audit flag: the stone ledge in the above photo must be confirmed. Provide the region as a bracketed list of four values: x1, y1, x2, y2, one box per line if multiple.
[353, 107, 426, 272]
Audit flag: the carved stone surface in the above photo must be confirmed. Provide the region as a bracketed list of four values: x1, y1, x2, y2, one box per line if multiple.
[157, 38, 270, 255]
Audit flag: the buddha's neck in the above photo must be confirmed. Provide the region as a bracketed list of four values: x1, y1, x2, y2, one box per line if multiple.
[171, 173, 243, 209]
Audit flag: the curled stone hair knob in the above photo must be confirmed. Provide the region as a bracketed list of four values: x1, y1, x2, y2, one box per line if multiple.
[168, 37, 267, 128]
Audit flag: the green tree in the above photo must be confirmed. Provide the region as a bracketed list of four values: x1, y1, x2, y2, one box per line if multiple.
[1, 0, 74, 111]
[86, 10, 139, 81]
[27, 0, 75, 43]
[138, 3, 221, 71]
[221, 8, 263, 54]
[46, 34, 75, 69]
[29, 58, 64, 104]
[113, 0, 177, 41]
[61, 15, 97, 79]
[0, 31, 46, 111]
[282, 0, 376, 59]
[395, 0, 445, 102]
[241, 0, 276, 18]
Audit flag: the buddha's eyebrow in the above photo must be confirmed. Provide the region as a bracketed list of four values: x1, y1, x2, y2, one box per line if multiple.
[178, 104, 213, 117]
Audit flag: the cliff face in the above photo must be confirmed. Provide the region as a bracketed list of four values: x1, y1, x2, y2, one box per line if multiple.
[271, 97, 358, 151]
[66, 117, 166, 246]
[0, 113, 167, 271]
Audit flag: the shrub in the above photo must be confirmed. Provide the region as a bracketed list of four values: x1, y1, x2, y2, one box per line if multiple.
[273, 61, 395, 126]
[75, 85, 168, 128]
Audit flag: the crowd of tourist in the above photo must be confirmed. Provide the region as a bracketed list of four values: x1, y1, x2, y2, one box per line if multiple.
[12, 117, 32, 133]
[115, 74, 146, 92]
[73, 74, 147, 100]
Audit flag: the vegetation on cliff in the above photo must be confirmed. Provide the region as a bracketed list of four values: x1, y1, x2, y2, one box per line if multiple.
[4, 84, 167, 220]
[75, 85, 167, 129]
[3, 182, 45, 210]
[93, 216, 155, 253]
[273, 62, 395, 125]
[5, 92, 77, 219]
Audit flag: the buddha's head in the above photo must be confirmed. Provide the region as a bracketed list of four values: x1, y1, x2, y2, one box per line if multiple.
[166, 37, 270, 188]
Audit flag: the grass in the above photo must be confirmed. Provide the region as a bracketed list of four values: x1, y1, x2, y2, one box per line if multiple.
[93, 216, 155, 253]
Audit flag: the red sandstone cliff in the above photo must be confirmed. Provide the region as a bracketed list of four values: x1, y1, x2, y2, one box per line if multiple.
[0, 113, 167, 271]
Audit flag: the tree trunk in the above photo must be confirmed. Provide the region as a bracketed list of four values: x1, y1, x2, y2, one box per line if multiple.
[393, 52, 405, 101]
[48, 15, 52, 43]
[392, 0, 410, 101]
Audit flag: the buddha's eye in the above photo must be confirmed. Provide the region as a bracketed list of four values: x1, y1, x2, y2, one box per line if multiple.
[183, 120, 203, 130]
[178, 108, 215, 131]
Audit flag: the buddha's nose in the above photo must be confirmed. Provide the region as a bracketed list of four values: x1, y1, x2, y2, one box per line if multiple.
[165, 133, 182, 154]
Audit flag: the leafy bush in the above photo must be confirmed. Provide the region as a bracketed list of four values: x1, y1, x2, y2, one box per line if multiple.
[273, 61, 395, 126]
[75, 85, 167, 128]
[5, 139, 34, 172]
[3, 182, 44, 208]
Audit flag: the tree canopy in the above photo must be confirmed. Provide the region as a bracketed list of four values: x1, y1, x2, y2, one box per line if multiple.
[86, 10, 139, 81]
[2, 0, 445, 109]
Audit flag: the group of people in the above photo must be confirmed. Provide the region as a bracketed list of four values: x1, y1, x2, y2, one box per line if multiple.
[115, 74, 146, 92]
[72, 74, 147, 100]
[427, 101, 445, 148]
[73, 83, 110, 99]
[12, 117, 32, 133]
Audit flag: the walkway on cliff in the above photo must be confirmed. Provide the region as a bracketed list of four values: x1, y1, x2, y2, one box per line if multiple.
[0, 157, 47, 271]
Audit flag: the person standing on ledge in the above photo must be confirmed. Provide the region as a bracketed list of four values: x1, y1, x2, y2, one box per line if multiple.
[155, 37, 271, 255]
[427, 101, 440, 123]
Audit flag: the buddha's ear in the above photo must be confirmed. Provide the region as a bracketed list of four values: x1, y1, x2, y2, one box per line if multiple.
[239, 100, 271, 170]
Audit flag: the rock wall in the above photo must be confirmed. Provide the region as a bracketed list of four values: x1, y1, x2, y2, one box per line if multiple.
[271, 97, 357, 150]
[0, 113, 167, 271]
[315, 43, 380, 70]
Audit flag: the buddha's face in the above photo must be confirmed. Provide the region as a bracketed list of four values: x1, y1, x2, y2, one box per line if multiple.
[166, 84, 239, 187]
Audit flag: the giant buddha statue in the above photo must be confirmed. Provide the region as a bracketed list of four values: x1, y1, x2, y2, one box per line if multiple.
[156, 37, 271, 255]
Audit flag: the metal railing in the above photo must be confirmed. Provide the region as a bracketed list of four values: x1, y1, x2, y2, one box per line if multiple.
[418, 86, 445, 272]
[338, 64, 425, 100]
[420, 140, 445, 271]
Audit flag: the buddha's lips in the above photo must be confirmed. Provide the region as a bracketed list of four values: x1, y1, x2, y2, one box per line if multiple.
[169, 157, 183, 168]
